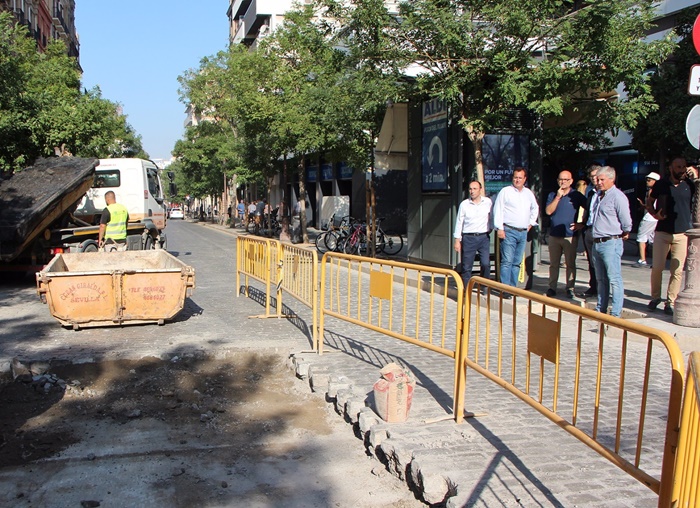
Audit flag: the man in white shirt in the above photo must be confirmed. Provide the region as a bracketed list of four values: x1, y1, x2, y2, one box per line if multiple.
[493, 167, 540, 293]
[453, 181, 492, 288]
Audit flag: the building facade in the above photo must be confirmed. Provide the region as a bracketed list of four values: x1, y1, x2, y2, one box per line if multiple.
[0, 0, 79, 64]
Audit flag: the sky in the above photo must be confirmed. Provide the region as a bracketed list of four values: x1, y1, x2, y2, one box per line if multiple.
[76, 1, 230, 161]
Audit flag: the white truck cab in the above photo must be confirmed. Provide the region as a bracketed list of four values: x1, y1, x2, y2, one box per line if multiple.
[75, 158, 167, 230]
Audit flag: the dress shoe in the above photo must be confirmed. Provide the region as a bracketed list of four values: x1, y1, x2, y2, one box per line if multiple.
[648, 298, 662, 311]
[546, 289, 556, 297]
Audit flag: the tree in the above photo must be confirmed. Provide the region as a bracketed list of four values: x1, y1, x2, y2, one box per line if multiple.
[389, 0, 675, 186]
[0, 12, 146, 174]
[632, 7, 700, 166]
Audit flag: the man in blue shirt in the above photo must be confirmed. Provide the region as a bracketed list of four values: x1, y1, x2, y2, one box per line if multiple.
[545, 170, 586, 299]
[590, 166, 633, 318]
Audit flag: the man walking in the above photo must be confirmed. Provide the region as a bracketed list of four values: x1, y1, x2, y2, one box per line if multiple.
[647, 157, 698, 316]
[545, 170, 586, 298]
[493, 167, 539, 294]
[590, 166, 632, 318]
[636, 171, 660, 265]
[98, 191, 129, 252]
[454, 181, 492, 288]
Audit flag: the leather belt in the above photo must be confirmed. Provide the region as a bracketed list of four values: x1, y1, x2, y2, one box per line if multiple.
[463, 232, 488, 236]
[593, 235, 622, 243]
[504, 224, 527, 232]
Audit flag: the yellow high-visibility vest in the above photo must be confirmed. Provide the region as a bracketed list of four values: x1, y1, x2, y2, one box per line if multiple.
[105, 203, 129, 241]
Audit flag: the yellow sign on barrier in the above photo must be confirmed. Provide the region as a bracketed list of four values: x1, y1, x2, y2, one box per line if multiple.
[319, 251, 466, 422]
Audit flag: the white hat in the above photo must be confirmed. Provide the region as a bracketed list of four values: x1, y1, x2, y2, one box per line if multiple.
[646, 172, 660, 181]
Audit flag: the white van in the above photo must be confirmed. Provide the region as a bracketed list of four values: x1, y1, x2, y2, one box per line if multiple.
[75, 158, 167, 231]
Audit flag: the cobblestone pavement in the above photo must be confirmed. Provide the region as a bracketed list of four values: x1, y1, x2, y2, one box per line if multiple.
[218, 223, 699, 507]
[2, 220, 698, 507]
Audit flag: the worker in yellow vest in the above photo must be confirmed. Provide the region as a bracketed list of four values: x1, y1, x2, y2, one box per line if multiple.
[98, 191, 129, 252]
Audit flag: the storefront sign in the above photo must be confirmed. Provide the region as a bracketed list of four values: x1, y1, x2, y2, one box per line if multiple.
[422, 99, 448, 192]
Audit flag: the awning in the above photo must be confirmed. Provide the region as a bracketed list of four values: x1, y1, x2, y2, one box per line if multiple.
[374, 103, 408, 171]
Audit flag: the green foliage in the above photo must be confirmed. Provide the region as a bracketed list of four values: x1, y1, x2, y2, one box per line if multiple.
[172, 122, 239, 199]
[175, 1, 406, 192]
[0, 12, 146, 174]
[632, 7, 700, 164]
[392, 0, 674, 164]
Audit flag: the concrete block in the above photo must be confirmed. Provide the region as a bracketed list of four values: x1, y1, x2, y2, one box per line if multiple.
[378, 438, 413, 480]
[309, 369, 330, 394]
[410, 456, 451, 505]
[327, 375, 352, 399]
[369, 426, 388, 450]
[358, 407, 380, 434]
[346, 398, 365, 423]
[294, 359, 310, 379]
[335, 388, 354, 415]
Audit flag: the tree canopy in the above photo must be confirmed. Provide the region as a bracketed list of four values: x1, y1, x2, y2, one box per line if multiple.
[0, 12, 146, 175]
[388, 0, 675, 183]
[632, 7, 700, 166]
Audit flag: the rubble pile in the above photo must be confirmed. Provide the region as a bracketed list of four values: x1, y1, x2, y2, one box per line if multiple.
[10, 357, 67, 394]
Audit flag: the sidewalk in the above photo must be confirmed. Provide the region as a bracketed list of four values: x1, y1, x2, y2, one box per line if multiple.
[203, 221, 699, 507]
[217, 221, 700, 353]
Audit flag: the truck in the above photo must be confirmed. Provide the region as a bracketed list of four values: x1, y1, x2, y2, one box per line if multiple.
[0, 157, 170, 272]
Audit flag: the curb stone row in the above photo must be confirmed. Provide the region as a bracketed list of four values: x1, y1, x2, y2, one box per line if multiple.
[289, 352, 458, 505]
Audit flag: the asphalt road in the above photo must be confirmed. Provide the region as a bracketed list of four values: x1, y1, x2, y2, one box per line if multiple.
[0, 220, 425, 508]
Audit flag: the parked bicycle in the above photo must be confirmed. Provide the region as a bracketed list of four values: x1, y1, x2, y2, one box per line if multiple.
[344, 218, 404, 256]
[315, 215, 353, 254]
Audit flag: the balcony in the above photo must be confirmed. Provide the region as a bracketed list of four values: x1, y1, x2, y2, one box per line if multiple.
[13, 8, 25, 25]
[52, 5, 68, 35]
[232, 20, 247, 45]
[230, 0, 253, 19]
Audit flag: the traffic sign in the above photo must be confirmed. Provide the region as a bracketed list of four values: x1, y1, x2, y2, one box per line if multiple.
[689, 65, 700, 95]
[694, 13, 700, 55]
[685, 105, 700, 149]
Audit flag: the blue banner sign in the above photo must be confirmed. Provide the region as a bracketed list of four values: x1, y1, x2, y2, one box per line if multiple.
[307, 165, 317, 183]
[338, 162, 353, 180]
[422, 99, 448, 191]
[321, 162, 334, 181]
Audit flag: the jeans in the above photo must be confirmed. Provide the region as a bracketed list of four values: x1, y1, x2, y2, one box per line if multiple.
[499, 228, 528, 287]
[460, 233, 490, 287]
[592, 238, 624, 317]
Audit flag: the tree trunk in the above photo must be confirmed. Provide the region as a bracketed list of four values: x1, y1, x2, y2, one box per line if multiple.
[298, 158, 309, 244]
[467, 124, 486, 193]
[279, 155, 291, 242]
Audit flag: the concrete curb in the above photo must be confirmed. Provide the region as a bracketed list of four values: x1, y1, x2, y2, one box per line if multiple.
[288, 351, 457, 505]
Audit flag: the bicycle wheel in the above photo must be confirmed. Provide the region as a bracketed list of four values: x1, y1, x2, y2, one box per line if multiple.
[342, 235, 359, 255]
[381, 232, 404, 255]
[324, 231, 340, 252]
[315, 231, 330, 254]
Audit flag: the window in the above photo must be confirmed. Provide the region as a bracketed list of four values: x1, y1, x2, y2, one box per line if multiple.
[93, 170, 120, 188]
[147, 169, 161, 198]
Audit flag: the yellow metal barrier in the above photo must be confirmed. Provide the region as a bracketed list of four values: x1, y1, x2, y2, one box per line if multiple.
[463, 276, 685, 507]
[235, 236, 278, 317]
[671, 351, 700, 508]
[319, 252, 467, 422]
[273, 240, 319, 349]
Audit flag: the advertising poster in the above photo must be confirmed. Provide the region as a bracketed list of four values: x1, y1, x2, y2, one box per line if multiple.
[422, 99, 448, 192]
[482, 134, 530, 197]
